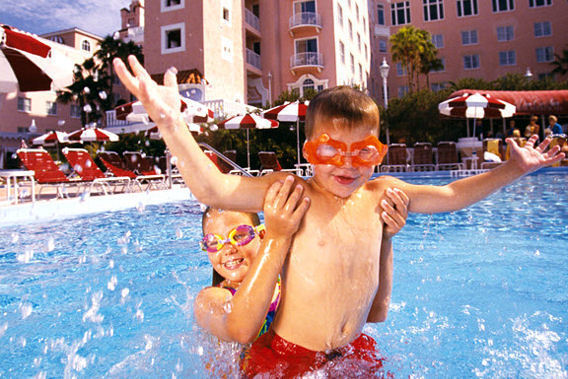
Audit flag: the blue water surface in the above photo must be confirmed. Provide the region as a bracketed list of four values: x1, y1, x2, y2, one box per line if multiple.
[0, 172, 567, 377]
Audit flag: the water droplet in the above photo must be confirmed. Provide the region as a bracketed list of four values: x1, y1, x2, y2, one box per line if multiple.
[98, 91, 107, 100]
[113, 32, 120, 40]
[46, 237, 55, 252]
[17, 248, 34, 263]
[0, 323, 7, 338]
[130, 155, 138, 162]
[170, 156, 178, 165]
[135, 308, 144, 321]
[83, 104, 92, 113]
[175, 228, 183, 239]
[86, 160, 92, 168]
[11, 233, 19, 243]
[107, 275, 117, 291]
[197, 346, 204, 356]
[74, 164, 83, 173]
[83, 87, 90, 94]
[79, 191, 89, 202]
[153, 166, 161, 174]
[11, 153, 17, 159]
[136, 202, 145, 213]
[160, 113, 166, 119]
[145, 140, 150, 147]
[20, 303, 33, 319]
[121, 288, 129, 298]
[57, 120, 65, 126]
[223, 301, 232, 314]
[109, 259, 114, 268]
[121, 247, 128, 255]
[141, 152, 146, 158]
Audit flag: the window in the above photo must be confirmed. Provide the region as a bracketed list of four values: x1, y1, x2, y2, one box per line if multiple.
[431, 82, 445, 92]
[391, 2, 411, 25]
[499, 50, 516, 65]
[396, 63, 407, 76]
[534, 22, 552, 37]
[364, 44, 368, 60]
[355, 4, 360, 21]
[70, 104, 81, 118]
[340, 41, 345, 63]
[296, 38, 318, 54]
[463, 54, 480, 69]
[431, 57, 445, 72]
[457, 0, 478, 17]
[350, 54, 355, 73]
[294, 1, 315, 15]
[359, 64, 363, 83]
[81, 40, 90, 52]
[423, 0, 444, 21]
[461, 30, 478, 45]
[302, 78, 315, 93]
[492, 0, 514, 12]
[398, 86, 409, 97]
[536, 46, 553, 62]
[349, 20, 353, 39]
[529, 0, 551, 7]
[357, 33, 361, 51]
[223, 7, 230, 22]
[497, 26, 514, 41]
[432, 34, 444, 48]
[338, 4, 343, 26]
[379, 40, 387, 52]
[161, 23, 185, 54]
[17, 97, 31, 112]
[161, 0, 184, 12]
[377, 4, 385, 25]
[46, 101, 57, 115]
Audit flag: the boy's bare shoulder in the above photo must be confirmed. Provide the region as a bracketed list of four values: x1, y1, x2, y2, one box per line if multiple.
[367, 175, 401, 192]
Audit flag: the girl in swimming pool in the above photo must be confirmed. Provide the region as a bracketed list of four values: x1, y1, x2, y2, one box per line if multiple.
[193, 177, 409, 344]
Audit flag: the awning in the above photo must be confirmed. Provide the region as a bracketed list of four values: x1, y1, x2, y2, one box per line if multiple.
[448, 89, 568, 116]
[150, 68, 208, 85]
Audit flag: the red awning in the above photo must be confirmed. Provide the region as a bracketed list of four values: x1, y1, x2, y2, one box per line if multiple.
[448, 90, 568, 116]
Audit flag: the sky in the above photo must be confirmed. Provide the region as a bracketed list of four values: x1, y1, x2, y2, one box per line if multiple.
[2, 0, 130, 37]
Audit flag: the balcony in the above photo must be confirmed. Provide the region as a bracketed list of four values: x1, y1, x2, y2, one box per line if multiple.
[246, 48, 262, 74]
[288, 12, 322, 36]
[244, 8, 261, 36]
[290, 52, 324, 75]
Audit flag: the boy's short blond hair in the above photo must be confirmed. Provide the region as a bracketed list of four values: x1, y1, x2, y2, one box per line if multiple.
[304, 86, 380, 139]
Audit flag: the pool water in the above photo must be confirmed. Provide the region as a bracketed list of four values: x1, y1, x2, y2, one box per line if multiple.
[0, 172, 567, 377]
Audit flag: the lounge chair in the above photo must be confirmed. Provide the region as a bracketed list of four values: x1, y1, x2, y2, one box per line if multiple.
[549, 134, 568, 167]
[436, 141, 464, 170]
[411, 142, 436, 172]
[123, 151, 160, 175]
[480, 138, 503, 169]
[98, 151, 167, 191]
[62, 148, 131, 195]
[258, 151, 303, 176]
[218, 150, 237, 174]
[380, 144, 408, 172]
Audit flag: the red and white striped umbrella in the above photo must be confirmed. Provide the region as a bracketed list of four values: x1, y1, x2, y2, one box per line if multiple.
[218, 113, 279, 168]
[68, 127, 119, 142]
[32, 131, 69, 145]
[262, 101, 309, 166]
[0, 24, 73, 92]
[438, 92, 516, 119]
[115, 96, 214, 124]
[146, 123, 203, 140]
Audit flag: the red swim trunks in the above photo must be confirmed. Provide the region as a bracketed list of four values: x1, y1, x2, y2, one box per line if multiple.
[240, 330, 389, 378]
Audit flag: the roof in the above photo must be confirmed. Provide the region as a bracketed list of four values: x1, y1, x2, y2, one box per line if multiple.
[151, 69, 208, 85]
[449, 89, 568, 116]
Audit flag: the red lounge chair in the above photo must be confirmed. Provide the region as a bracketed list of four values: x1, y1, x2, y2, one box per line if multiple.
[62, 148, 131, 194]
[99, 151, 137, 179]
[258, 151, 303, 176]
[123, 151, 160, 176]
[99, 151, 166, 191]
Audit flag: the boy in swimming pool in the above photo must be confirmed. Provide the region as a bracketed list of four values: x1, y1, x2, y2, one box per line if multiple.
[194, 179, 409, 344]
[114, 56, 564, 376]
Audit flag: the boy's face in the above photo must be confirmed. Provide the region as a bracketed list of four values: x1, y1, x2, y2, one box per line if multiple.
[307, 118, 378, 198]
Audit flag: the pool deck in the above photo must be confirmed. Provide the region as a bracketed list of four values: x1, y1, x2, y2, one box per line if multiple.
[1, 167, 566, 227]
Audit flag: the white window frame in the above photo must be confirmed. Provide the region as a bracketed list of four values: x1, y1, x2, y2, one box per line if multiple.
[349, 20, 353, 40]
[461, 30, 478, 45]
[287, 74, 328, 97]
[432, 34, 444, 48]
[492, 0, 514, 13]
[536, 46, 554, 62]
[81, 40, 90, 52]
[534, 21, 552, 37]
[497, 26, 514, 41]
[338, 4, 343, 26]
[529, 0, 552, 7]
[391, 1, 411, 26]
[357, 33, 361, 51]
[340, 41, 345, 64]
[46, 101, 57, 116]
[355, 3, 360, 21]
[350, 53, 355, 73]
[423, 0, 444, 22]
[161, 0, 184, 13]
[463, 54, 480, 69]
[70, 104, 81, 119]
[17, 97, 31, 113]
[379, 40, 387, 53]
[161, 23, 185, 55]
[457, 0, 478, 17]
[377, 4, 385, 25]
[498, 50, 516, 66]
[294, 36, 319, 55]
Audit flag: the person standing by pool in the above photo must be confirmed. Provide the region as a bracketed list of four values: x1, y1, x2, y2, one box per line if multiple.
[525, 115, 540, 140]
[113, 56, 564, 377]
[548, 115, 563, 135]
[195, 178, 410, 343]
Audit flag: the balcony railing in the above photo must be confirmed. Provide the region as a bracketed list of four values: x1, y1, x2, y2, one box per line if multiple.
[105, 110, 130, 127]
[289, 12, 322, 29]
[244, 8, 260, 32]
[246, 48, 261, 70]
[290, 52, 324, 70]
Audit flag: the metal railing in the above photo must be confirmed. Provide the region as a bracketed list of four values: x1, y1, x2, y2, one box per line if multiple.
[289, 12, 322, 29]
[244, 8, 260, 31]
[290, 52, 324, 69]
[198, 143, 253, 177]
[105, 110, 130, 127]
[246, 48, 261, 70]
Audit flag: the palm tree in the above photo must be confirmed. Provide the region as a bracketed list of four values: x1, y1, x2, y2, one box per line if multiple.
[551, 47, 568, 77]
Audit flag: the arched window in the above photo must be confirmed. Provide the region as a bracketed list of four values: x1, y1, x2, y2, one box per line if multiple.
[82, 40, 91, 52]
[302, 78, 315, 93]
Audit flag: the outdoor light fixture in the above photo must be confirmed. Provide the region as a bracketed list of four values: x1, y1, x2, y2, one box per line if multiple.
[525, 67, 533, 79]
[379, 58, 390, 147]
[28, 119, 37, 133]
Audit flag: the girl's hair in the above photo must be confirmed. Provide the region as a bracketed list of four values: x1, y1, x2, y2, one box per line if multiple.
[201, 207, 261, 287]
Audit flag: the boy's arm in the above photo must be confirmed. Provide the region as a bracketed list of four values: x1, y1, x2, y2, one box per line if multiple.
[367, 188, 408, 323]
[113, 56, 280, 211]
[194, 177, 310, 343]
[396, 136, 565, 214]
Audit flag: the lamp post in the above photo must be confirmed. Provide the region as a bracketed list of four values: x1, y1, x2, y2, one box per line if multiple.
[379, 58, 390, 146]
[267, 72, 273, 106]
[525, 67, 533, 79]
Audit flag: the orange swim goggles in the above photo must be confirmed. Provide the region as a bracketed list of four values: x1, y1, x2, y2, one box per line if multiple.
[304, 133, 388, 167]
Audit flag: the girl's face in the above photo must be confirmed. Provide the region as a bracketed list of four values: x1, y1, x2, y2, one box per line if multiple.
[202, 211, 261, 285]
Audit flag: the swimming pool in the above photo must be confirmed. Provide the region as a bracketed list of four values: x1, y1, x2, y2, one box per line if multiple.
[1, 171, 567, 377]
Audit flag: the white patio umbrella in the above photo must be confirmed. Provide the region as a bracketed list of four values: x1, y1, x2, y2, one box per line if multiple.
[67, 127, 119, 142]
[114, 96, 214, 124]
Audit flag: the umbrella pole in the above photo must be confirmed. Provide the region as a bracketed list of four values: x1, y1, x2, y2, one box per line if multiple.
[466, 119, 470, 137]
[166, 149, 172, 189]
[296, 120, 301, 167]
[502, 118, 506, 135]
[246, 129, 251, 169]
[56, 140, 60, 162]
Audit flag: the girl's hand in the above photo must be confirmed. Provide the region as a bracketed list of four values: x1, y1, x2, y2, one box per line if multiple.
[381, 188, 409, 239]
[263, 176, 310, 239]
[507, 135, 565, 174]
[113, 56, 182, 133]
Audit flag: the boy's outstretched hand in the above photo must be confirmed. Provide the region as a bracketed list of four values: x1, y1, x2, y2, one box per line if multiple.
[263, 176, 310, 240]
[507, 135, 565, 174]
[381, 188, 409, 239]
[113, 56, 182, 133]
